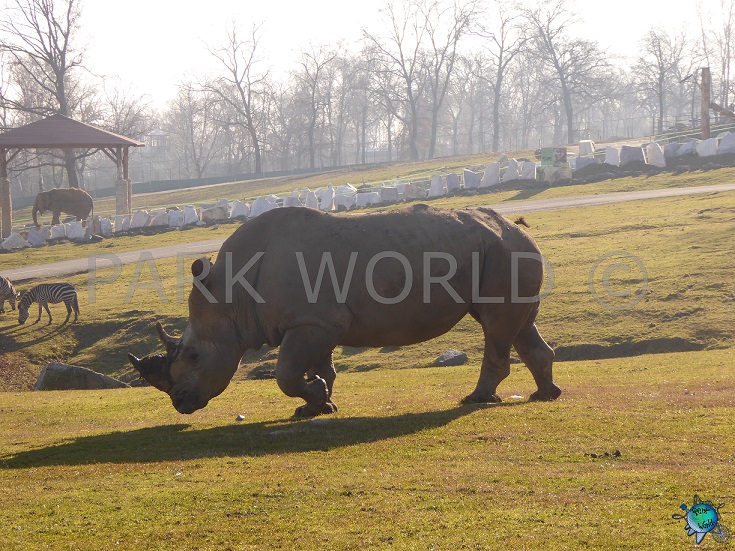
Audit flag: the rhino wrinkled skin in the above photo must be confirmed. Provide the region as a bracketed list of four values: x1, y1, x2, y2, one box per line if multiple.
[129, 204, 561, 417]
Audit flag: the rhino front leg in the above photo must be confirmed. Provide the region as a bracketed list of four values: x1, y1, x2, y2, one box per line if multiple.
[307, 351, 338, 414]
[276, 325, 340, 418]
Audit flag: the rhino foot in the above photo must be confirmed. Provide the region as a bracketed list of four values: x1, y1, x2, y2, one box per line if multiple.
[529, 385, 561, 402]
[461, 392, 502, 404]
[322, 400, 338, 414]
[294, 400, 338, 419]
[294, 405, 318, 418]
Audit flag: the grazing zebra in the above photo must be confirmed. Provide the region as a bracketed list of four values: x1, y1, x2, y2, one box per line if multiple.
[18, 283, 79, 325]
[0, 275, 19, 314]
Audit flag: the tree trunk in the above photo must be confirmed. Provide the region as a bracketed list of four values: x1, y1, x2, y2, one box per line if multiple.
[492, 86, 502, 152]
[387, 119, 393, 162]
[308, 128, 316, 169]
[428, 108, 439, 159]
[63, 149, 80, 188]
[361, 116, 367, 164]
[658, 80, 665, 134]
[478, 107, 485, 153]
[561, 85, 575, 144]
[408, 110, 419, 160]
[492, 66, 504, 152]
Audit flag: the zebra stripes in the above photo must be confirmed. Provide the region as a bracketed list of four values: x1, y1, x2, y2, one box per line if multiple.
[18, 282, 79, 325]
[0, 276, 19, 314]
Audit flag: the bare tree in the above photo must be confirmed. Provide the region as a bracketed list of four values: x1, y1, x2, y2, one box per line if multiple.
[364, 0, 429, 160]
[0, 0, 90, 186]
[476, 3, 528, 152]
[633, 28, 688, 133]
[700, 0, 735, 108]
[101, 84, 151, 139]
[295, 46, 336, 169]
[422, 0, 479, 158]
[165, 84, 225, 179]
[204, 23, 267, 175]
[524, 0, 609, 145]
[367, 44, 402, 161]
[262, 81, 300, 170]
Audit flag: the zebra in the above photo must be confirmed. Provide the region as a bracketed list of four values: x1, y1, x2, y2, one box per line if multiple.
[0, 275, 19, 314]
[18, 283, 79, 325]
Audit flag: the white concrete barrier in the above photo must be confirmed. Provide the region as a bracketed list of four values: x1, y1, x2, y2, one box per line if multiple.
[605, 146, 620, 166]
[463, 169, 482, 189]
[645, 143, 666, 167]
[479, 162, 500, 187]
[429, 174, 445, 197]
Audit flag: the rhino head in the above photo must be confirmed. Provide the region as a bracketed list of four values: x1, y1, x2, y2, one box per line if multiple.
[128, 258, 244, 414]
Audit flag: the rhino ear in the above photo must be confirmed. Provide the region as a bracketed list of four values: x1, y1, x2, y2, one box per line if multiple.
[191, 257, 212, 280]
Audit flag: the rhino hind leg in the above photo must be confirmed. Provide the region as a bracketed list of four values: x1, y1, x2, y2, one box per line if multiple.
[513, 313, 561, 402]
[462, 339, 511, 404]
[276, 325, 341, 417]
[461, 308, 518, 404]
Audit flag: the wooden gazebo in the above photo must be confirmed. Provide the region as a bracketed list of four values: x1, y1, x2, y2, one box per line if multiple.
[0, 114, 145, 238]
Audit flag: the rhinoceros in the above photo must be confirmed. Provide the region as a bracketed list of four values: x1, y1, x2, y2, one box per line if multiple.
[128, 204, 560, 417]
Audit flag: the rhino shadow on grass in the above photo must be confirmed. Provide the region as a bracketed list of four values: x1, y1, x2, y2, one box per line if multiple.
[0, 403, 523, 468]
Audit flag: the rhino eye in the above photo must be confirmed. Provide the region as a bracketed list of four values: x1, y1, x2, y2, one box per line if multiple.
[189, 352, 199, 361]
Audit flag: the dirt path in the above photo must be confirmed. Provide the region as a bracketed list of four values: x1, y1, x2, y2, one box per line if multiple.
[5, 183, 735, 282]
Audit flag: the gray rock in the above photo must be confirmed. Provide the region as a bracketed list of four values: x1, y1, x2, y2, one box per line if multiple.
[26, 229, 47, 247]
[574, 157, 600, 171]
[1, 232, 30, 250]
[445, 173, 460, 192]
[200, 205, 229, 224]
[434, 349, 468, 367]
[379, 186, 399, 203]
[620, 145, 646, 166]
[663, 142, 680, 159]
[34, 362, 130, 391]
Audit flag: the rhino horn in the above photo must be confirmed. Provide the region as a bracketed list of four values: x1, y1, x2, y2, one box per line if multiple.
[156, 322, 180, 358]
[127, 351, 173, 392]
[128, 353, 142, 369]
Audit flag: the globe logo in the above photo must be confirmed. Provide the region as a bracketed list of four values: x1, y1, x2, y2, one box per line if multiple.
[673, 495, 730, 544]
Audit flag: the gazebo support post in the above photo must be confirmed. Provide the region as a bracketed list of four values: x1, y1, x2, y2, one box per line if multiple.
[114, 146, 128, 216]
[123, 146, 131, 215]
[1, 148, 11, 239]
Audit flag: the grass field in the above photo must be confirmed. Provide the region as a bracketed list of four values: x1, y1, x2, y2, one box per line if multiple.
[1, 186, 732, 387]
[0, 349, 733, 549]
[0, 157, 733, 549]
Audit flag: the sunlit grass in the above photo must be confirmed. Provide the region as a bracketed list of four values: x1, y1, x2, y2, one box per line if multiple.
[0, 162, 733, 549]
[0, 348, 733, 549]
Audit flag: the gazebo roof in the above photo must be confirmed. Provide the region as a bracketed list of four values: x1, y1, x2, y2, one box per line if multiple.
[0, 114, 144, 149]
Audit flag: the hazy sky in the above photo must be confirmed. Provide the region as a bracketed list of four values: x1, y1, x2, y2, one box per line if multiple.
[79, 0, 715, 109]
